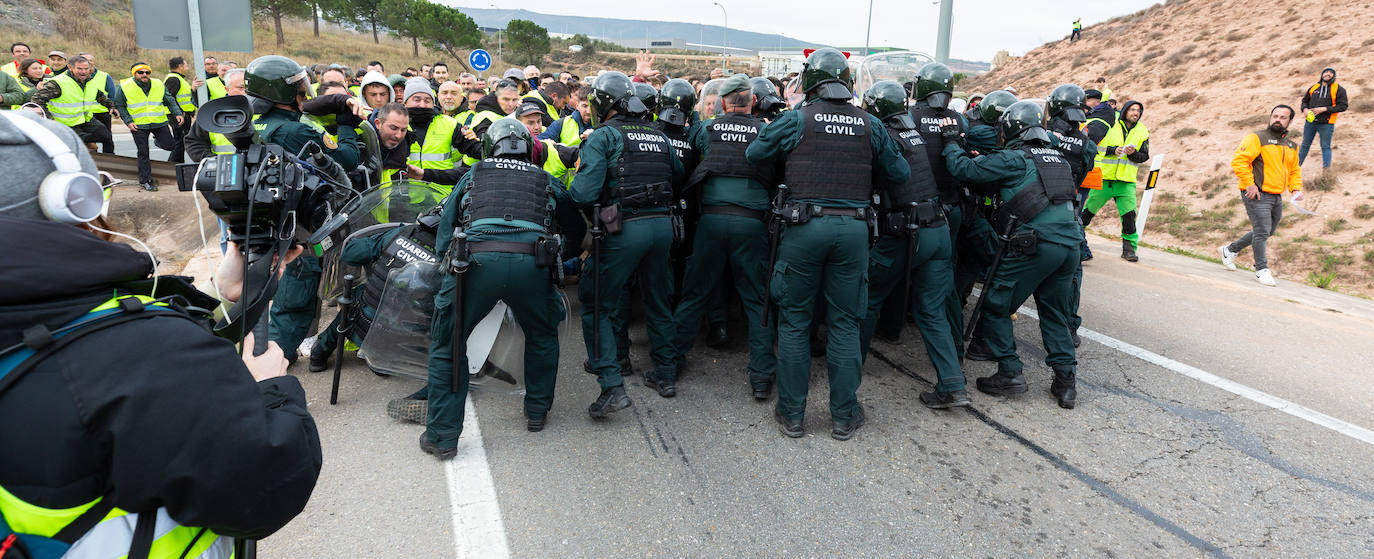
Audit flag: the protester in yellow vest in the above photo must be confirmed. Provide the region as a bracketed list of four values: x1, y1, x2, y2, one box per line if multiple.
[163, 56, 203, 164]
[112, 62, 185, 190]
[29, 55, 116, 152]
[382, 77, 482, 189]
[1081, 100, 1149, 262]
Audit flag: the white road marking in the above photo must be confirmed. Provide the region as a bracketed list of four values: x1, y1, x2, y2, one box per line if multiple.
[1015, 304, 1374, 447]
[444, 395, 511, 558]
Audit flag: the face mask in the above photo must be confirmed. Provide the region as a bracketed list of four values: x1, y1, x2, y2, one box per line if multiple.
[1268, 122, 1287, 135]
[409, 106, 435, 127]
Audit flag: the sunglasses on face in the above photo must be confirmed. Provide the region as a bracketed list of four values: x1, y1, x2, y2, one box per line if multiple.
[135, 71, 151, 75]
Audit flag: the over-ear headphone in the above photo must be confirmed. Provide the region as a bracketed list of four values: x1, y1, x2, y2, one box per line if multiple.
[0, 111, 105, 223]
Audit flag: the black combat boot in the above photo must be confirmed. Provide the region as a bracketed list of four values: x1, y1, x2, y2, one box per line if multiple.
[964, 338, 995, 361]
[830, 405, 867, 441]
[705, 325, 730, 348]
[975, 371, 1029, 396]
[588, 385, 632, 418]
[643, 372, 677, 398]
[1121, 239, 1138, 262]
[419, 434, 456, 460]
[307, 343, 330, 372]
[774, 408, 804, 438]
[1051, 370, 1077, 409]
[919, 389, 970, 409]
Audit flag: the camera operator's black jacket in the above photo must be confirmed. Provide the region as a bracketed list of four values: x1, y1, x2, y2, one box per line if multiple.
[0, 216, 323, 539]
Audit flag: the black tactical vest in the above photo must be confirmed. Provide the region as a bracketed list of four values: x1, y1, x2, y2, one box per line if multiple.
[884, 125, 941, 206]
[910, 104, 964, 202]
[358, 223, 439, 335]
[463, 158, 554, 229]
[1047, 117, 1092, 186]
[689, 112, 775, 188]
[783, 101, 873, 201]
[992, 143, 1079, 232]
[654, 120, 698, 170]
[606, 119, 675, 209]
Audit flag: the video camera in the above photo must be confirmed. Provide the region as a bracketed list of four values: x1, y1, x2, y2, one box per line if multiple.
[176, 96, 355, 346]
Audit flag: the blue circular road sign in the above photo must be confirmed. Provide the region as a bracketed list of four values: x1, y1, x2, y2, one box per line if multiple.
[469, 49, 491, 72]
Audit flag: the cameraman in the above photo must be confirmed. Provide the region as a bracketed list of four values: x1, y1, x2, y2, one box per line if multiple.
[0, 111, 321, 557]
[243, 55, 362, 363]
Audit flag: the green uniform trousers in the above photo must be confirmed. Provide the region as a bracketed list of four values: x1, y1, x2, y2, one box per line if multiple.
[268, 253, 322, 359]
[579, 216, 676, 389]
[425, 252, 565, 449]
[1083, 179, 1139, 248]
[860, 226, 966, 393]
[979, 239, 1080, 379]
[771, 215, 869, 422]
[670, 212, 776, 388]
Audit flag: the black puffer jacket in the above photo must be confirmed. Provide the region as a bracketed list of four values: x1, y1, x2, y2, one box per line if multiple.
[0, 215, 322, 540]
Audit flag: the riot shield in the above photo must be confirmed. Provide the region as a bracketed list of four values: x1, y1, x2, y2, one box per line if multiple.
[316, 179, 450, 302]
[355, 120, 382, 190]
[696, 78, 725, 120]
[470, 290, 572, 387]
[358, 259, 441, 379]
[854, 50, 935, 97]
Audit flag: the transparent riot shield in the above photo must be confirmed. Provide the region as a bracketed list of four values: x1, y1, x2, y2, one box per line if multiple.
[358, 259, 442, 379]
[470, 291, 572, 387]
[696, 78, 725, 120]
[316, 179, 451, 303]
[853, 50, 935, 96]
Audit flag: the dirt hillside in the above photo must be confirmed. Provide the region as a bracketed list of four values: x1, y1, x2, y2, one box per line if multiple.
[966, 0, 1374, 296]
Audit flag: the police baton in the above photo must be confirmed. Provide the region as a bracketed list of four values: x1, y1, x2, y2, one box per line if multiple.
[448, 229, 470, 392]
[329, 274, 357, 405]
[961, 217, 1018, 364]
[590, 203, 604, 370]
[761, 185, 789, 328]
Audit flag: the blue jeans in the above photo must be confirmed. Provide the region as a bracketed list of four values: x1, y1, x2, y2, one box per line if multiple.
[1299, 121, 1334, 167]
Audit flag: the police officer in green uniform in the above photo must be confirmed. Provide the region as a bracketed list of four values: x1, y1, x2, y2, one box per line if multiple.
[670, 74, 776, 399]
[1044, 84, 1099, 347]
[941, 101, 1084, 409]
[749, 77, 786, 122]
[745, 48, 909, 440]
[247, 55, 361, 363]
[958, 89, 1017, 360]
[881, 63, 967, 347]
[572, 71, 685, 415]
[423, 119, 571, 458]
[860, 80, 968, 408]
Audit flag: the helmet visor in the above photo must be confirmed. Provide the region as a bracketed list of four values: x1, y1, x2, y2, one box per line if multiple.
[814, 82, 852, 101]
[658, 107, 688, 127]
[1063, 106, 1087, 122]
[924, 91, 951, 110]
[624, 95, 648, 115]
[492, 136, 528, 158]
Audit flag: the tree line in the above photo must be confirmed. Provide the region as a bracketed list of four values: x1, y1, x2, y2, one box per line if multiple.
[250, 0, 552, 69]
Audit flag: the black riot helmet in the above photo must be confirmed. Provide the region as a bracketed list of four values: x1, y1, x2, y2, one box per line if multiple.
[1047, 83, 1087, 123]
[657, 78, 696, 127]
[862, 80, 915, 130]
[587, 71, 644, 127]
[998, 100, 1051, 146]
[632, 82, 657, 119]
[245, 55, 313, 106]
[482, 116, 534, 160]
[800, 48, 853, 101]
[749, 77, 785, 119]
[978, 89, 1018, 126]
[914, 62, 955, 110]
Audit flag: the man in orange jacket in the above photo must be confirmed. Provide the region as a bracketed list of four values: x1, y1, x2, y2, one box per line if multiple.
[1219, 105, 1303, 287]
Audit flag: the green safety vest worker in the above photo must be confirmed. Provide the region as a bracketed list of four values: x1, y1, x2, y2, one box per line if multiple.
[206, 75, 227, 100]
[88, 69, 112, 115]
[538, 138, 572, 187]
[45, 72, 100, 127]
[1095, 119, 1150, 183]
[1073, 20, 1082, 30]
[555, 114, 585, 146]
[165, 72, 196, 112]
[381, 115, 461, 192]
[522, 90, 557, 121]
[461, 110, 504, 165]
[0, 294, 233, 559]
[11, 77, 35, 110]
[117, 76, 172, 126]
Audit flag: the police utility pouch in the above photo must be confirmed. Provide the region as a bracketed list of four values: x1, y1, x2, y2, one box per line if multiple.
[1009, 229, 1038, 256]
[534, 235, 560, 269]
[599, 204, 623, 234]
[777, 202, 812, 224]
[671, 213, 686, 246]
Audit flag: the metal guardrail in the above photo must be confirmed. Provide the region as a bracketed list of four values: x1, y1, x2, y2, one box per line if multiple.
[91, 152, 180, 186]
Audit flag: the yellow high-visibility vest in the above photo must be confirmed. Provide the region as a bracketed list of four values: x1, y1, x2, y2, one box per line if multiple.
[118, 77, 171, 125]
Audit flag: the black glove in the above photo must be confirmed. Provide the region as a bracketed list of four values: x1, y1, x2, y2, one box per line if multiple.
[336, 110, 362, 127]
[940, 125, 965, 149]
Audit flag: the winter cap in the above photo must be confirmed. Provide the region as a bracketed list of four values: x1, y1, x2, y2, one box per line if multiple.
[47, 50, 66, 60]
[718, 74, 751, 96]
[1083, 89, 1102, 100]
[403, 77, 434, 103]
[0, 111, 100, 221]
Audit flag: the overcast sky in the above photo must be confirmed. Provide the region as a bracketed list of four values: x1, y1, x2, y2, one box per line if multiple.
[451, 1, 1161, 61]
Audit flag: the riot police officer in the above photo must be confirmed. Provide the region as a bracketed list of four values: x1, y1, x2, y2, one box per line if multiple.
[860, 80, 968, 408]
[749, 77, 786, 122]
[571, 71, 685, 416]
[958, 89, 1017, 361]
[670, 73, 777, 400]
[1045, 84, 1099, 347]
[423, 118, 571, 458]
[247, 55, 361, 363]
[942, 101, 1084, 409]
[746, 48, 909, 440]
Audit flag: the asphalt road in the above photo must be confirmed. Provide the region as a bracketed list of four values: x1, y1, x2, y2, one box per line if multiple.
[262, 234, 1374, 557]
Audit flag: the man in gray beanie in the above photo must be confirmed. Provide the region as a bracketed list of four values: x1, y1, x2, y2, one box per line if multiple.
[0, 109, 325, 556]
[394, 76, 481, 187]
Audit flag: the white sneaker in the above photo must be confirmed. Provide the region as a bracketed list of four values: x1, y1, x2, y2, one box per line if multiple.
[1255, 268, 1277, 287]
[1218, 245, 1237, 271]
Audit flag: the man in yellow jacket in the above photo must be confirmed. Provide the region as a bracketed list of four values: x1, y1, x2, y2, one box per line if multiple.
[1219, 105, 1303, 287]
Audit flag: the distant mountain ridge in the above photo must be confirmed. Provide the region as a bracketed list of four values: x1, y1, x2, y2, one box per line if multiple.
[449, 7, 819, 50]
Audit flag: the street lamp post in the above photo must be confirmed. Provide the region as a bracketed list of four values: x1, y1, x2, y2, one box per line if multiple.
[713, 2, 727, 71]
[863, 0, 874, 56]
[490, 3, 502, 62]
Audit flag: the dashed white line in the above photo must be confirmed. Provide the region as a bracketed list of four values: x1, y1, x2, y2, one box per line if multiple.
[444, 395, 511, 558]
[1015, 304, 1374, 447]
